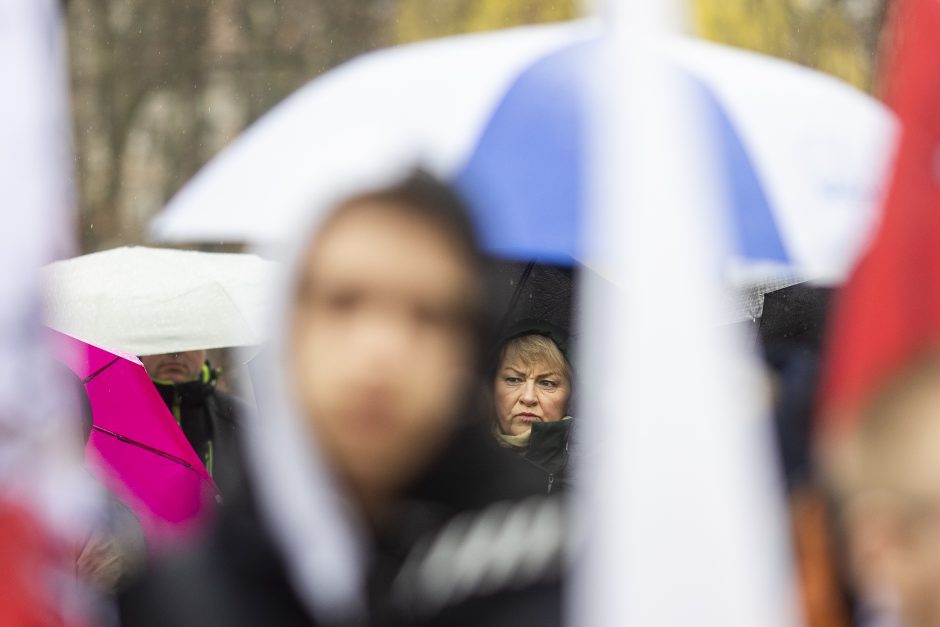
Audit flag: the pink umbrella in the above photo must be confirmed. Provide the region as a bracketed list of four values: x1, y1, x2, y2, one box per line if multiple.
[51, 330, 218, 548]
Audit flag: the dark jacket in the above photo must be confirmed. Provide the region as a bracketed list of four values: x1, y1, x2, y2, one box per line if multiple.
[118, 485, 320, 627]
[495, 419, 573, 494]
[523, 419, 572, 494]
[118, 424, 564, 627]
[152, 364, 248, 496]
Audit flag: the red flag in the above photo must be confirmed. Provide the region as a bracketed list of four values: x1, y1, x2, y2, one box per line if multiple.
[0, 502, 91, 627]
[819, 0, 940, 427]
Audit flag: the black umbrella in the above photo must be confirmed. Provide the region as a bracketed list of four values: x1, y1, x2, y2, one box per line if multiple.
[757, 282, 834, 488]
[485, 259, 577, 342]
[758, 282, 834, 351]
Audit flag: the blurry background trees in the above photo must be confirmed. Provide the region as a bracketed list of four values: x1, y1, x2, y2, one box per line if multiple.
[67, 1, 396, 252]
[66, 0, 889, 253]
[694, 0, 891, 90]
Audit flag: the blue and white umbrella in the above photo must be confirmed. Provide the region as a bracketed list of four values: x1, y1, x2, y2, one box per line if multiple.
[152, 20, 895, 284]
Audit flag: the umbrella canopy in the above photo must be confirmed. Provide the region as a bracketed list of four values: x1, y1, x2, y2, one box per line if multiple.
[759, 283, 834, 352]
[151, 20, 895, 285]
[51, 330, 217, 547]
[486, 259, 577, 356]
[487, 259, 576, 340]
[42, 246, 278, 356]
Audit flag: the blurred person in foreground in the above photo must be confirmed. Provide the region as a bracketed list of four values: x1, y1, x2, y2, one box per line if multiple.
[828, 354, 940, 627]
[491, 321, 574, 493]
[119, 171, 564, 627]
[140, 350, 247, 495]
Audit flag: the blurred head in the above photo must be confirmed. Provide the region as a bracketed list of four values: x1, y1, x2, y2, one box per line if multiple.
[837, 355, 940, 627]
[494, 333, 571, 437]
[140, 350, 207, 384]
[288, 173, 483, 514]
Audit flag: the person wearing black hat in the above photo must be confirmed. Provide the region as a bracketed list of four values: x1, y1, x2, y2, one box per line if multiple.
[492, 321, 574, 493]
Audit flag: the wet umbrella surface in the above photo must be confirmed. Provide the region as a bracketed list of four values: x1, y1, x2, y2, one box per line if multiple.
[487, 259, 577, 338]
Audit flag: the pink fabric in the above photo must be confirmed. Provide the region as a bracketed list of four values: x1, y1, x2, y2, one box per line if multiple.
[51, 331, 217, 548]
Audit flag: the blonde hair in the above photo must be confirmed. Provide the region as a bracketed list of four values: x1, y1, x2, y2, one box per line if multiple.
[498, 334, 571, 385]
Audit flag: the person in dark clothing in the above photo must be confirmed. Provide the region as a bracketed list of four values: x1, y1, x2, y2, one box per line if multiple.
[120, 172, 565, 627]
[491, 321, 574, 493]
[120, 424, 564, 627]
[141, 350, 247, 496]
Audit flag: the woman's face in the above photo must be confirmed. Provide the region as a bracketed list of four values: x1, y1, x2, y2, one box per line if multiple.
[494, 347, 570, 437]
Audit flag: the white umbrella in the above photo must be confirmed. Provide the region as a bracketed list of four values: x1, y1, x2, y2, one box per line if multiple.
[42, 246, 278, 356]
[149, 19, 894, 285]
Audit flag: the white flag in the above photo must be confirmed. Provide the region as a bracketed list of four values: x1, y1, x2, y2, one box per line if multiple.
[0, 0, 95, 534]
[571, 2, 801, 625]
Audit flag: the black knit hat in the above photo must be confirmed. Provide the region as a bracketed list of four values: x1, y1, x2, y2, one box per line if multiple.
[496, 319, 571, 363]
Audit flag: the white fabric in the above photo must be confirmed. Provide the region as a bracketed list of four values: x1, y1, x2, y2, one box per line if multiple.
[150, 20, 894, 286]
[239, 210, 370, 622]
[41, 246, 279, 356]
[0, 0, 98, 535]
[570, 5, 800, 626]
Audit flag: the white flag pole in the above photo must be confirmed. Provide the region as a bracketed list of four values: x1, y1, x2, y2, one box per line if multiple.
[570, 0, 801, 624]
[0, 0, 97, 535]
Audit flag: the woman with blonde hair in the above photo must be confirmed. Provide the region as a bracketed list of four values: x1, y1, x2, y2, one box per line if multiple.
[492, 321, 573, 493]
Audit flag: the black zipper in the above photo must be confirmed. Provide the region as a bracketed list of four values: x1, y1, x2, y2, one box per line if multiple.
[547, 473, 555, 495]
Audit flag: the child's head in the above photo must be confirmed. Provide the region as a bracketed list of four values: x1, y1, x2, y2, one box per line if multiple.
[836, 354, 940, 627]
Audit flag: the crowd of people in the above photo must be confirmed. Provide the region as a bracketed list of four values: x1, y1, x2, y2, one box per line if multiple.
[54, 167, 931, 627]
[48, 169, 934, 627]
[103, 172, 572, 626]
[11, 1, 940, 626]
